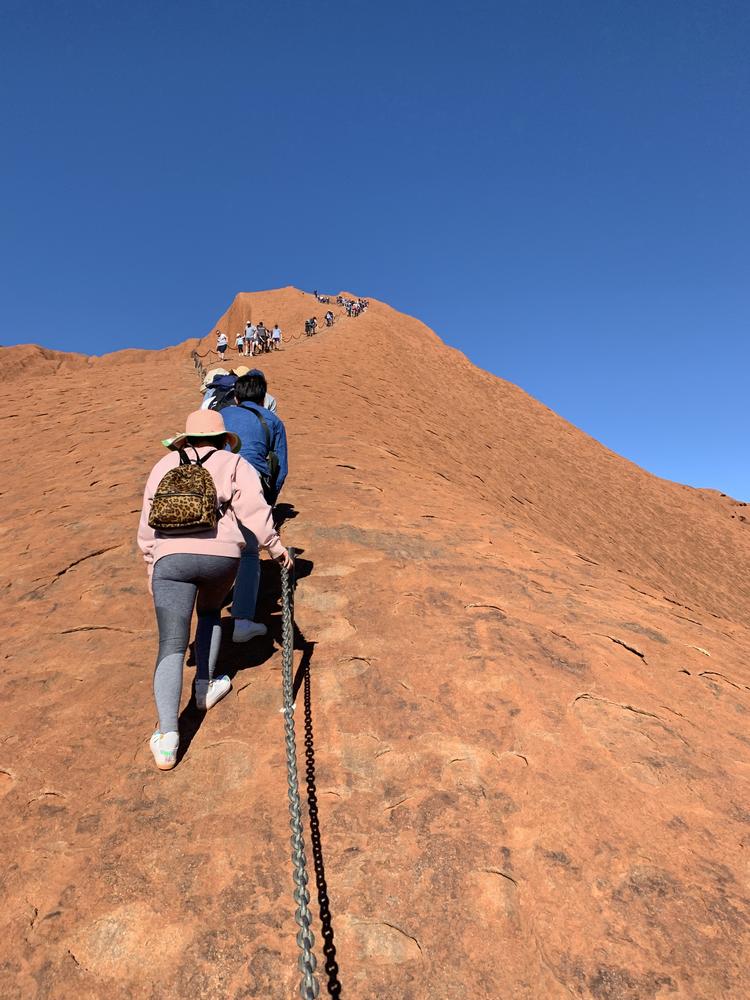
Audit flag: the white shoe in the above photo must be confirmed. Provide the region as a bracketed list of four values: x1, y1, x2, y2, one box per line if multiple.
[150, 731, 179, 770]
[232, 619, 268, 643]
[195, 675, 232, 711]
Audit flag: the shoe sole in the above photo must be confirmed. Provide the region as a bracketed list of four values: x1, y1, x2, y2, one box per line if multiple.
[154, 758, 177, 771]
[150, 737, 178, 770]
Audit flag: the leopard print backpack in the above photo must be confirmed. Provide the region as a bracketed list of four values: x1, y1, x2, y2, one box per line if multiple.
[148, 448, 225, 534]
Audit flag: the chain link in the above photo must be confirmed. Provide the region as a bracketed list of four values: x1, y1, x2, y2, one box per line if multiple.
[281, 555, 321, 999]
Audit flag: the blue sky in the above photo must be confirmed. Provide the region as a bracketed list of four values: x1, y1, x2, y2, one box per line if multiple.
[1, 1, 748, 499]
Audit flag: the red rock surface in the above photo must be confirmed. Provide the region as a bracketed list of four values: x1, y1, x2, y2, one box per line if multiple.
[1, 288, 749, 999]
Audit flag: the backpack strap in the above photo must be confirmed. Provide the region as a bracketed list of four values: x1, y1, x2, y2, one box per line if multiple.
[178, 446, 219, 467]
[238, 402, 271, 455]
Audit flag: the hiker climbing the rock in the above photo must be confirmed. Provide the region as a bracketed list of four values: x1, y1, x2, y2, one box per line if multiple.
[235, 328, 245, 355]
[235, 365, 276, 413]
[271, 323, 282, 350]
[138, 408, 291, 771]
[201, 366, 278, 413]
[245, 322, 256, 356]
[255, 322, 269, 354]
[222, 371, 289, 643]
[200, 368, 236, 411]
[305, 317, 317, 336]
[324, 310, 334, 327]
[240, 366, 277, 412]
[216, 329, 228, 358]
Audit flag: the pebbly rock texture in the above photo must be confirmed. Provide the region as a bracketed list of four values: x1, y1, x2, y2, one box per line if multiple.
[1, 287, 749, 999]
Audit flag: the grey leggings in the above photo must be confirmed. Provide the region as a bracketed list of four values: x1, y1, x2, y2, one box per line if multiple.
[151, 553, 240, 733]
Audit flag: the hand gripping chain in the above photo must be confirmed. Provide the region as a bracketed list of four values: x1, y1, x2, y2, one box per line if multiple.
[281, 552, 321, 999]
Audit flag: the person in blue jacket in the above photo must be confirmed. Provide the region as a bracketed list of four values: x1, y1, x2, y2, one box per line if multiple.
[222, 371, 289, 643]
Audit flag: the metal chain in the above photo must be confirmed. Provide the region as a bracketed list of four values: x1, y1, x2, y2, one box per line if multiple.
[281, 554, 320, 999]
[191, 350, 207, 382]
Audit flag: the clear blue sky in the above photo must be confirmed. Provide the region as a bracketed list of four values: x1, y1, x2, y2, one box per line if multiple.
[2, 1, 748, 499]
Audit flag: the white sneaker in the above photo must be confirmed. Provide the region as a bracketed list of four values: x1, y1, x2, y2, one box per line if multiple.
[195, 675, 232, 711]
[150, 731, 179, 770]
[232, 619, 268, 643]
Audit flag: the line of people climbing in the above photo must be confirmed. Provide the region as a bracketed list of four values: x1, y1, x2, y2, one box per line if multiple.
[213, 295, 369, 360]
[137, 366, 290, 770]
[337, 295, 368, 317]
[312, 290, 369, 317]
[216, 322, 282, 359]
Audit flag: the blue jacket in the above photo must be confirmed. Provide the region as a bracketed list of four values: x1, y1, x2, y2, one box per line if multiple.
[222, 402, 288, 495]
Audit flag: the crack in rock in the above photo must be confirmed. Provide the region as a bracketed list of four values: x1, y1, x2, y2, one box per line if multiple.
[60, 625, 140, 635]
[593, 634, 647, 660]
[31, 544, 124, 593]
[483, 868, 518, 887]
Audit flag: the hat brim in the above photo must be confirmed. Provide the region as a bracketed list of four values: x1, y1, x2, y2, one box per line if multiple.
[162, 431, 241, 454]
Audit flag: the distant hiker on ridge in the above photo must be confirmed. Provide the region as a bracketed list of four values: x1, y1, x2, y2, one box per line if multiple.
[138, 408, 291, 771]
[222, 371, 288, 643]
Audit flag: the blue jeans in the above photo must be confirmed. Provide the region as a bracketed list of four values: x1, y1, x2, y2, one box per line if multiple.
[231, 523, 260, 620]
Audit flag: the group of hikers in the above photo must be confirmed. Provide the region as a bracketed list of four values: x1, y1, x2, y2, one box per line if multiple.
[313, 290, 369, 317]
[138, 365, 290, 770]
[338, 295, 368, 317]
[212, 296, 370, 359]
[216, 322, 282, 359]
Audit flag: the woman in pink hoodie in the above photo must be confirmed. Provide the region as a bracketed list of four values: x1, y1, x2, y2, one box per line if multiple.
[138, 409, 292, 771]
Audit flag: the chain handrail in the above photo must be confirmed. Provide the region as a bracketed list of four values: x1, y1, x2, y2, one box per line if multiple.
[191, 349, 207, 383]
[281, 553, 320, 999]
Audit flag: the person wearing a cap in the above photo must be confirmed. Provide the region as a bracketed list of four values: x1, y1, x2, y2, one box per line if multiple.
[199, 368, 229, 410]
[137, 409, 292, 771]
[201, 368, 237, 410]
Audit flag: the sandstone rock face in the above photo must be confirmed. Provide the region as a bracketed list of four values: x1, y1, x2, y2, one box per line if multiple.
[1, 288, 749, 999]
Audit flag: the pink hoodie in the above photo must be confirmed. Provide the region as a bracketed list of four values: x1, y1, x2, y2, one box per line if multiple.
[137, 446, 285, 579]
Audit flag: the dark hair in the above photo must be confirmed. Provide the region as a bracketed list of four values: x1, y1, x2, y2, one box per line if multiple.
[185, 433, 227, 449]
[235, 373, 267, 405]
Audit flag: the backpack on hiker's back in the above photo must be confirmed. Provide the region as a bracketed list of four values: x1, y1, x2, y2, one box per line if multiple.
[148, 448, 226, 534]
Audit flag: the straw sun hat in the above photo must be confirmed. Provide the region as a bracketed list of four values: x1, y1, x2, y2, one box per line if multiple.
[162, 409, 241, 453]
